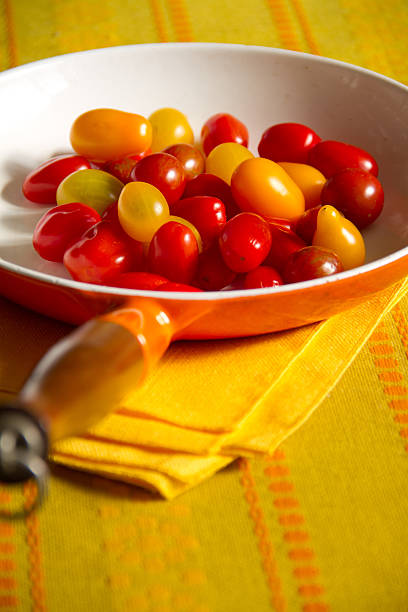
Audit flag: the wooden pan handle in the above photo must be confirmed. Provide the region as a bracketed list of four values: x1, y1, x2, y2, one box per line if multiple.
[0, 298, 174, 488]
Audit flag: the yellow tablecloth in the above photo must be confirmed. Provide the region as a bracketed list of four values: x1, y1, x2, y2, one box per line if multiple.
[1, 1, 408, 610]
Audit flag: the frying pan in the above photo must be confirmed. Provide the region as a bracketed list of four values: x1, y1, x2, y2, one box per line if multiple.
[1, 44, 408, 507]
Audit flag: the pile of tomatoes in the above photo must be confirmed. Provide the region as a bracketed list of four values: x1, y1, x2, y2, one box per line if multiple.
[25, 107, 384, 292]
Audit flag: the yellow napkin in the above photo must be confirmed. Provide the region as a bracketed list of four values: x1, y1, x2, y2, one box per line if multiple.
[1, 278, 407, 499]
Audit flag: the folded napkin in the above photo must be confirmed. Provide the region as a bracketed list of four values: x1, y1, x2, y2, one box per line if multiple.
[1, 278, 407, 498]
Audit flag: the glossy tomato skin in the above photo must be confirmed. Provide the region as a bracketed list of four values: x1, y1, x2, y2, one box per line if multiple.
[148, 221, 199, 284]
[219, 212, 272, 274]
[171, 196, 226, 249]
[103, 149, 151, 183]
[63, 220, 143, 284]
[182, 173, 240, 219]
[295, 205, 322, 244]
[308, 140, 378, 177]
[282, 246, 344, 283]
[258, 123, 321, 164]
[265, 225, 306, 273]
[201, 113, 249, 156]
[130, 152, 186, 205]
[320, 168, 384, 229]
[163, 144, 205, 181]
[109, 271, 168, 290]
[243, 265, 283, 289]
[33, 202, 101, 262]
[194, 243, 237, 291]
[23, 154, 92, 204]
[159, 281, 203, 292]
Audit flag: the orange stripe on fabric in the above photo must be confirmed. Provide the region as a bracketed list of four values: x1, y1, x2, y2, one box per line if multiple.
[303, 603, 330, 612]
[368, 322, 408, 451]
[238, 458, 286, 612]
[3, 0, 17, 68]
[149, 0, 170, 42]
[23, 481, 46, 612]
[0, 577, 16, 589]
[264, 453, 329, 611]
[166, 0, 193, 42]
[0, 595, 17, 607]
[265, 0, 302, 51]
[288, 0, 320, 54]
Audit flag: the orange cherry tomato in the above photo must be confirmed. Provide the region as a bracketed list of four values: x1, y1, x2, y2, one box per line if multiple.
[70, 108, 152, 162]
[231, 157, 305, 220]
[312, 205, 365, 270]
[205, 143, 254, 185]
[278, 162, 325, 210]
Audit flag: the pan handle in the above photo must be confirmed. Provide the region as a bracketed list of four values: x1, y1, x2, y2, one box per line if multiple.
[0, 298, 175, 499]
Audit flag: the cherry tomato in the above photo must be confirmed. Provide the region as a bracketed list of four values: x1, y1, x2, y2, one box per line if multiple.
[70, 108, 152, 162]
[168, 215, 203, 252]
[308, 140, 378, 177]
[63, 220, 143, 284]
[278, 162, 325, 210]
[171, 196, 226, 249]
[148, 108, 194, 152]
[103, 149, 151, 183]
[163, 144, 205, 181]
[159, 281, 203, 292]
[231, 157, 305, 220]
[148, 220, 199, 284]
[23, 154, 92, 204]
[243, 266, 283, 289]
[182, 173, 240, 219]
[264, 225, 306, 273]
[219, 212, 271, 273]
[56, 169, 124, 214]
[194, 243, 237, 291]
[312, 205, 365, 270]
[130, 152, 186, 205]
[33, 202, 101, 262]
[320, 168, 384, 229]
[109, 271, 168, 290]
[201, 113, 249, 156]
[258, 123, 321, 164]
[283, 246, 344, 283]
[118, 181, 170, 243]
[294, 205, 321, 244]
[205, 143, 254, 185]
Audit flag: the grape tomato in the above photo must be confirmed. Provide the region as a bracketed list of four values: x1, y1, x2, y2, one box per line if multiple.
[118, 181, 170, 243]
[283, 246, 344, 283]
[130, 152, 186, 205]
[218, 212, 272, 274]
[171, 196, 226, 249]
[258, 122, 321, 164]
[201, 113, 249, 156]
[308, 140, 378, 177]
[205, 142, 254, 185]
[148, 108, 194, 152]
[56, 169, 124, 214]
[163, 144, 205, 181]
[148, 220, 199, 284]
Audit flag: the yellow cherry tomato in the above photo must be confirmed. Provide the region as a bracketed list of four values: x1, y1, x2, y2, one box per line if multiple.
[168, 215, 203, 252]
[278, 162, 326, 210]
[70, 108, 152, 162]
[148, 108, 194, 152]
[312, 205, 365, 270]
[205, 143, 254, 185]
[118, 181, 170, 243]
[56, 169, 124, 214]
[230, 157, 305, 219]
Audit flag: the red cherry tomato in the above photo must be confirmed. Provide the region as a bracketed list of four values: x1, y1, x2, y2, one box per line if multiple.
[258, 123, 321, 164]
[320, 168, 384, 229]
[159, 281, 203, 292]
[63, 220, 143, 284]
[295, 206, 322, 244]
[282, 246, 344, 283]
[194, 243, 237, 291]
[219, 213, 271, 273]
[308, 140, 378, 177]
[182, 172, 240, 219]
[33, 202, 101, 262]
[148, 220, 199, 284]
[23, 154, 91, 204]
[103, 149, 151, 183]
[264, 225, 306, 273]
[171, 196, 226, 249]
[130, 152, 186, 205]
[201, 113, 249, 156]
[109, 271, 168, 290]
[243, 266, 283, 289]
[163, 144, 205, 181]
